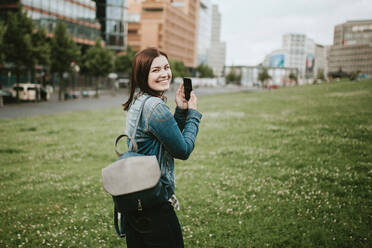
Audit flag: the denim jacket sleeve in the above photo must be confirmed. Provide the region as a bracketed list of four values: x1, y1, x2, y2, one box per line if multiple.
[174, 107, 188, 132]
[147, 102, 202, 160]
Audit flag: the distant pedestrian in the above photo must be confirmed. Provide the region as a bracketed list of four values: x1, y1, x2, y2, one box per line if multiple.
[120, 47, 202, 248]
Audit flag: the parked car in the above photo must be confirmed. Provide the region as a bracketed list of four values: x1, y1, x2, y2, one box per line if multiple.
[11, 83, 49, 101]
[268, 84, 279, 90]
[0, 90, 13, 106]
[0, 89, 12, 98]
[116, 78, 130, 88]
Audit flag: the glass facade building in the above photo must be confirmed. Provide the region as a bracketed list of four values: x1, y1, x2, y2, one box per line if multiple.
[0, 0, 128, 51]
[0, 0, 101, 45]
[96, 0, 126, 52]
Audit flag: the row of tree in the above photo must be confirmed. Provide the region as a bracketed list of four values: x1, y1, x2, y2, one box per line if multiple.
[0, 9, 116, 99]
[0, 8, 215, 100]
[327, 68, 363, 81]
[225, 67, 298, 87]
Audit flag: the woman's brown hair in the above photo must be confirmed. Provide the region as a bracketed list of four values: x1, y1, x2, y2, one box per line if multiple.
[122, 47, 168, 111]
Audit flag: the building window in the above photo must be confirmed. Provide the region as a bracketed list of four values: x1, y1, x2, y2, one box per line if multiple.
[143, 8, 163, 12]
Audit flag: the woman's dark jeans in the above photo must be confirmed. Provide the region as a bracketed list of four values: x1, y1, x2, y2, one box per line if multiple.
[124, 202, 184, 248]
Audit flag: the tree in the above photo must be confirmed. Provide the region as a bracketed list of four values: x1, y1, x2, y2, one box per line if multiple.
[3, 8, 34, 83]
[348, 71, 358, 81]
[197, 63, 214, 78]
[169, 59, 190, 79]
[0, 21, 6, 64]
[81, 38, 114, 96]
[258, 67, 271, 88]
[30, 28, 50, 82]
[328, 67, 349, 81]
[115, 45, 136, 77]
[2, 8, 49, 88]
[316, 69, 325, 82]
[50, 21, 80, 100]
[289, 72, 298, 85]
[225, 66, 241, 84]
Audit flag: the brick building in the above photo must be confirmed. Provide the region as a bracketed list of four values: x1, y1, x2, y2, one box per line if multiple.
[127, 0, 199, 67]
[328, 20, 372, 76]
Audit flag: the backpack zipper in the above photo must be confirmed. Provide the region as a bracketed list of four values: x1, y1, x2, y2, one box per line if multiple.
[137, 199, 143, 211]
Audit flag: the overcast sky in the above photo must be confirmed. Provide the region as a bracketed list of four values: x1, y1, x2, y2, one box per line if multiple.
[210, 0, 372, 66]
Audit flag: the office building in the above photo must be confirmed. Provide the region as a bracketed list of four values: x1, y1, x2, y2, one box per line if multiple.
[127, 0, 199, 67]
[96, 0, 127, 52]
[263, 33, 327, 82]
[282, 33, 316, 79]
[328, 20, 372, 76]
[206, 4, 225, 77]
[126, 0, 142, 51]
[0, 0, 101, 46]
[196, 0, 212, 65]
[314, 44, 327, 79]
[0, 1, 128, 52]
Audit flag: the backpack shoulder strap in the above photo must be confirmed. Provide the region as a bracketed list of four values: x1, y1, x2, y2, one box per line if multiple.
[127, 95, 151, 152]
[115, 96, 151, 156]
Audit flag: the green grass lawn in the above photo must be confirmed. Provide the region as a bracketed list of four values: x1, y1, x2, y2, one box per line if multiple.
[1, 79, 371, 247]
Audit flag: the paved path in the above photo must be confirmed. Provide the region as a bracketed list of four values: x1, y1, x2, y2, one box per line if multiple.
[0, 86, 256, 120]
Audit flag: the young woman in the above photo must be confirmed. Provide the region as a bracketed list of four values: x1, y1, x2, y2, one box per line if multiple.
[121, 47, 202, 247]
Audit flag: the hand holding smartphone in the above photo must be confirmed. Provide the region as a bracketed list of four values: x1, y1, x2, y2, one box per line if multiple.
[183, 77, 192, 101]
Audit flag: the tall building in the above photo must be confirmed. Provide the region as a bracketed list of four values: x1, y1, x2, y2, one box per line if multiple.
[314, 44, 327, 79]
[127, 0, 199, 67]
[328, 20, 372, 76]
[0, 1, 128, 52]
[126, 0, 142, 51]
[0, 0, 101, 47]
[96, 0, 127, 52]
[206, 4, 225, 77]
[282, 33, 316, 79]
[196, 0, 211, 65]
[263, 33, 327, 83]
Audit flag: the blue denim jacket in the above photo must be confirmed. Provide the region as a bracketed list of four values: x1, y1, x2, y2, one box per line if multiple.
[125, 94, 202, 200]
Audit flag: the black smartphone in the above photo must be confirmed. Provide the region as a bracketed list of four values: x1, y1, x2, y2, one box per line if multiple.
[183, 77, 192, 101]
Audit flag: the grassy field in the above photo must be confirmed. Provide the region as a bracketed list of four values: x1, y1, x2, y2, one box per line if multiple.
[0, 79, 371, 247]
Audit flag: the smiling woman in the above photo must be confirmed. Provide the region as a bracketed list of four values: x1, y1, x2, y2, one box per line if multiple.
[122, 48, 172, 109]
[116, 47, 202, 248]
[147, 55, 172, 92]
